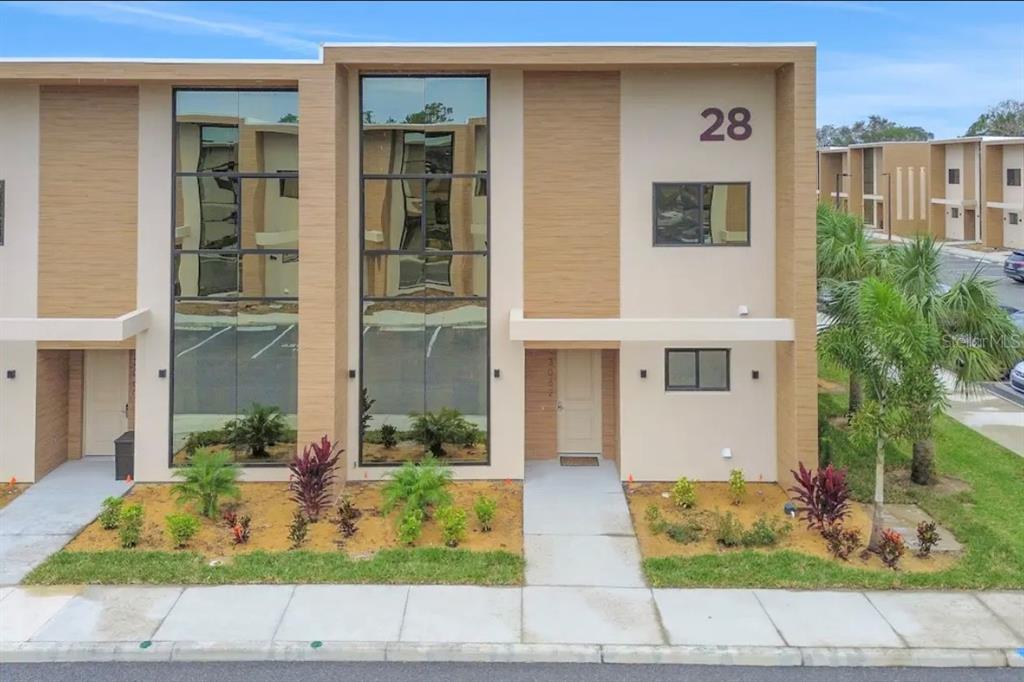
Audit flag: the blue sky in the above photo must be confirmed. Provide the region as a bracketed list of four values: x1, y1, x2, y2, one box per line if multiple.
[1, 1, 1021, 138]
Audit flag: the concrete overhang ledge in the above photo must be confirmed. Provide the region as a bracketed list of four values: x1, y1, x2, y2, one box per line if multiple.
[509, 309, 795, 342]
[0, 309, 151, 342]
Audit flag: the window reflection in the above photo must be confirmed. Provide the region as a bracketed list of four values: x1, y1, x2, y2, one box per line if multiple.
[173, 89, 299, 466]
[360, 76, 489, 465]
[654, 182, 749, 246]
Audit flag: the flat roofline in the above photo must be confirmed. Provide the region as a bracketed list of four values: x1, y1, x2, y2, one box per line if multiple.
[982, 137, 1024, 146]
[321, 41, 817, 47]
[817, 147, 848, 153]
[930, 136, 1012, 145]
[847, 141, 931, 149]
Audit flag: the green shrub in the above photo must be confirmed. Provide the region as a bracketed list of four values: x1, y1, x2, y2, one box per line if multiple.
[165, 513, 200, 548]
[381, 456, 453, 518]
[183, 429, 227, 456]
[224, 403, 287, 458]
[380, 424, 398, 449]
[916, 520, 940, 557]
[741, 515, 791, 547]
[821, 523, 861, 560]
[671, 477, 697, 509]
[729, 469, 746, 505]
[408, 408, 476, 457]
[644, 505, 668, 535]
[118, 504, 144, 549]
[437, 505, 468, 548]
[665, 520, 703, 544]
[473, 495, 497, 532]
[712, 510, 744, 547]
[288, 509, 309, 549]
[879, 528, 906, 569]
[396, 509, 423, 545]
[360, 388, 376, 436]
[172, 449, 241, 518]
[98, 496, 123, 530]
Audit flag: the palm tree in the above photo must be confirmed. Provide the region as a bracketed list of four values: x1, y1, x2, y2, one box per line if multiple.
[816, 203, 885, 413]
[172, 449, 241, 518]
[821, 277, 944, 550]
[884, 236, 1023, 484]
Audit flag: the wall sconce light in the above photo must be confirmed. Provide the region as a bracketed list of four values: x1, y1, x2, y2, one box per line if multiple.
[348, 369, 357, 379]
[5, 370, 15, 379]
[721, 447, 733, 459]
[493, 369, 501, 379]
[737, 305, 750, 317]
[640, 369, 647, 379]
[751, 370, 760, 380]
[157, 369, 167, 379]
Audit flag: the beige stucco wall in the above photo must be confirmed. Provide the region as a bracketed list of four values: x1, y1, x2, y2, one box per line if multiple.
[1001, 145, 1024, 249]
[618, 67, 778, 481]
[0, 84, 40, 482]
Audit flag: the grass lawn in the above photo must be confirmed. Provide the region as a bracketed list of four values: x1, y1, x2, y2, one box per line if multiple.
[644, 361, 1024, 589]
[24, 547, 524, 586]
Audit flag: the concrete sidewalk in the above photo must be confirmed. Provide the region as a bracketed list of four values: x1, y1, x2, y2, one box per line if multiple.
[0, 458, 131, 585]
[1, 585, 1021, 666]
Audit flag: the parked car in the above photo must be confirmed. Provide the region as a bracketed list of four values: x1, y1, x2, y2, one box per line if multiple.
[1010, 361, 1024, 394]
[1004, 250, 1024, 283]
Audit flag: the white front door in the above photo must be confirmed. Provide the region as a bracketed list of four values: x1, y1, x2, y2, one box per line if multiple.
[84, 350, 130, 456]
[556, 350, 602, 455]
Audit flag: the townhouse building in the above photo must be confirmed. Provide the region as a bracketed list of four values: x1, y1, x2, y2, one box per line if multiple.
[0, 43, 817, 486]
[981, 137, 1024, 250]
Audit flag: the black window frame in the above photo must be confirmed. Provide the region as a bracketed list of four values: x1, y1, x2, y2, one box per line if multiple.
[1008, 168, 1022, 187]
[169, 87, 300, 469]
[652, 181, 752, 247]
[664, 348, 731, 392]
[948, 168, 961, 185]
[0, 179, 5, 246]
[358, 73, 491, 468]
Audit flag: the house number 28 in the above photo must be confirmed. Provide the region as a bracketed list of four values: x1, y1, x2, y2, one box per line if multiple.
[700, 107, 752, 141]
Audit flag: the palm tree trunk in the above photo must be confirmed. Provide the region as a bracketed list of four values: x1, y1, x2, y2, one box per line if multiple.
[911, 438, 936, 485]
[847, 374, 863, 416]
[868, 436, 885, 552]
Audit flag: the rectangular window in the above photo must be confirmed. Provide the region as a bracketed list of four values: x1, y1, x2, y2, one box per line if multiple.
[948, 168, 961, 185]
[171, 89, 299, 467]
[863, 149, 874, 194]
[665, 349, 730, 391]
[951, 207, 960, 219]
[1008, 168, 1022, 187]
[653, 182, 750, 246]
[360, 75, 489, 466]
[1010, 212, 1020, 226]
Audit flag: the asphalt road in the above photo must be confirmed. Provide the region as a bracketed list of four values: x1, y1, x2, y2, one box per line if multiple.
[937, 250, 1023, 310]
[3, 662, 1022, 682]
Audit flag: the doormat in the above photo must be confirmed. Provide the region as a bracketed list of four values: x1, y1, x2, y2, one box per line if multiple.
[560, 456, 600, 467]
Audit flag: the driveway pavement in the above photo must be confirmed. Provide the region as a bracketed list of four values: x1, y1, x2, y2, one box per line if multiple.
[0, 458, 130, 585]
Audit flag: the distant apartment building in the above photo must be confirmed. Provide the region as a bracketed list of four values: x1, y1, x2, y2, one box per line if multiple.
[982, 137, 1024, 250]
[928, 136, 989, 244]
[816, 142, 929, 237]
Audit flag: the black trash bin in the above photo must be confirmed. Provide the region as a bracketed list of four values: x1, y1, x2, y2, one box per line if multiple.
[114, 431, 135, 481]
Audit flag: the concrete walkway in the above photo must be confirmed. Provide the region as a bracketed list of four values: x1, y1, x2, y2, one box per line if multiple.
[1, 585, 1021, 666]
[0, 458, 131, 585]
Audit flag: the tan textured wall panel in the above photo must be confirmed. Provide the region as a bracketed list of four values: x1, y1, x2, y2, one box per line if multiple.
[38, 86, 138, 318]
[525, 350, 558, 459]
[297, 67, 348, 475]
[601, 349, 619, 464]
[35, 350, 70, 479]
[774, 60, 817, 479]
[67, 351, 84, 460]
[524, 71, 620, 318]
[879, 143, 930, 238]
[984, 145, 1004, 248]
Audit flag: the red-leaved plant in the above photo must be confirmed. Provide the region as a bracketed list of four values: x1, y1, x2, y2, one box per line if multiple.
[788, 462, 851, 530]
[288, 435, 342, 522]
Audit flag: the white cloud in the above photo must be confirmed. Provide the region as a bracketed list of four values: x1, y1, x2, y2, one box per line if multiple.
[817, 24, 1024, 138]
[4, 0, 391, 54]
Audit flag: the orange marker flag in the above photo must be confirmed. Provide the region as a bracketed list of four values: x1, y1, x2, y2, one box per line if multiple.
[7, 476, 15, 490]
[125, 474, 133, 483]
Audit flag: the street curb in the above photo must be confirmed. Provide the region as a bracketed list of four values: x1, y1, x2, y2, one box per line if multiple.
[601, 645, 801, 666]
[1, 641, 1017, 666]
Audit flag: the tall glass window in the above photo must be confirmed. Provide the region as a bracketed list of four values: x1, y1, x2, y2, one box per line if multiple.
[172, 90, 299, 465]
[360, 76, 489, 465]
[863, 148, 875, 194]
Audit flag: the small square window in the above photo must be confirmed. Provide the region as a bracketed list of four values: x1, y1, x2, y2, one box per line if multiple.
[1008, 168, 1022, 187]
[1010, 212, 1020, 226]
[951, 207, 960, 219]
[654, 182, 749, 246]
[948, 168, 960, 185]
[665, 349, 730, 391]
